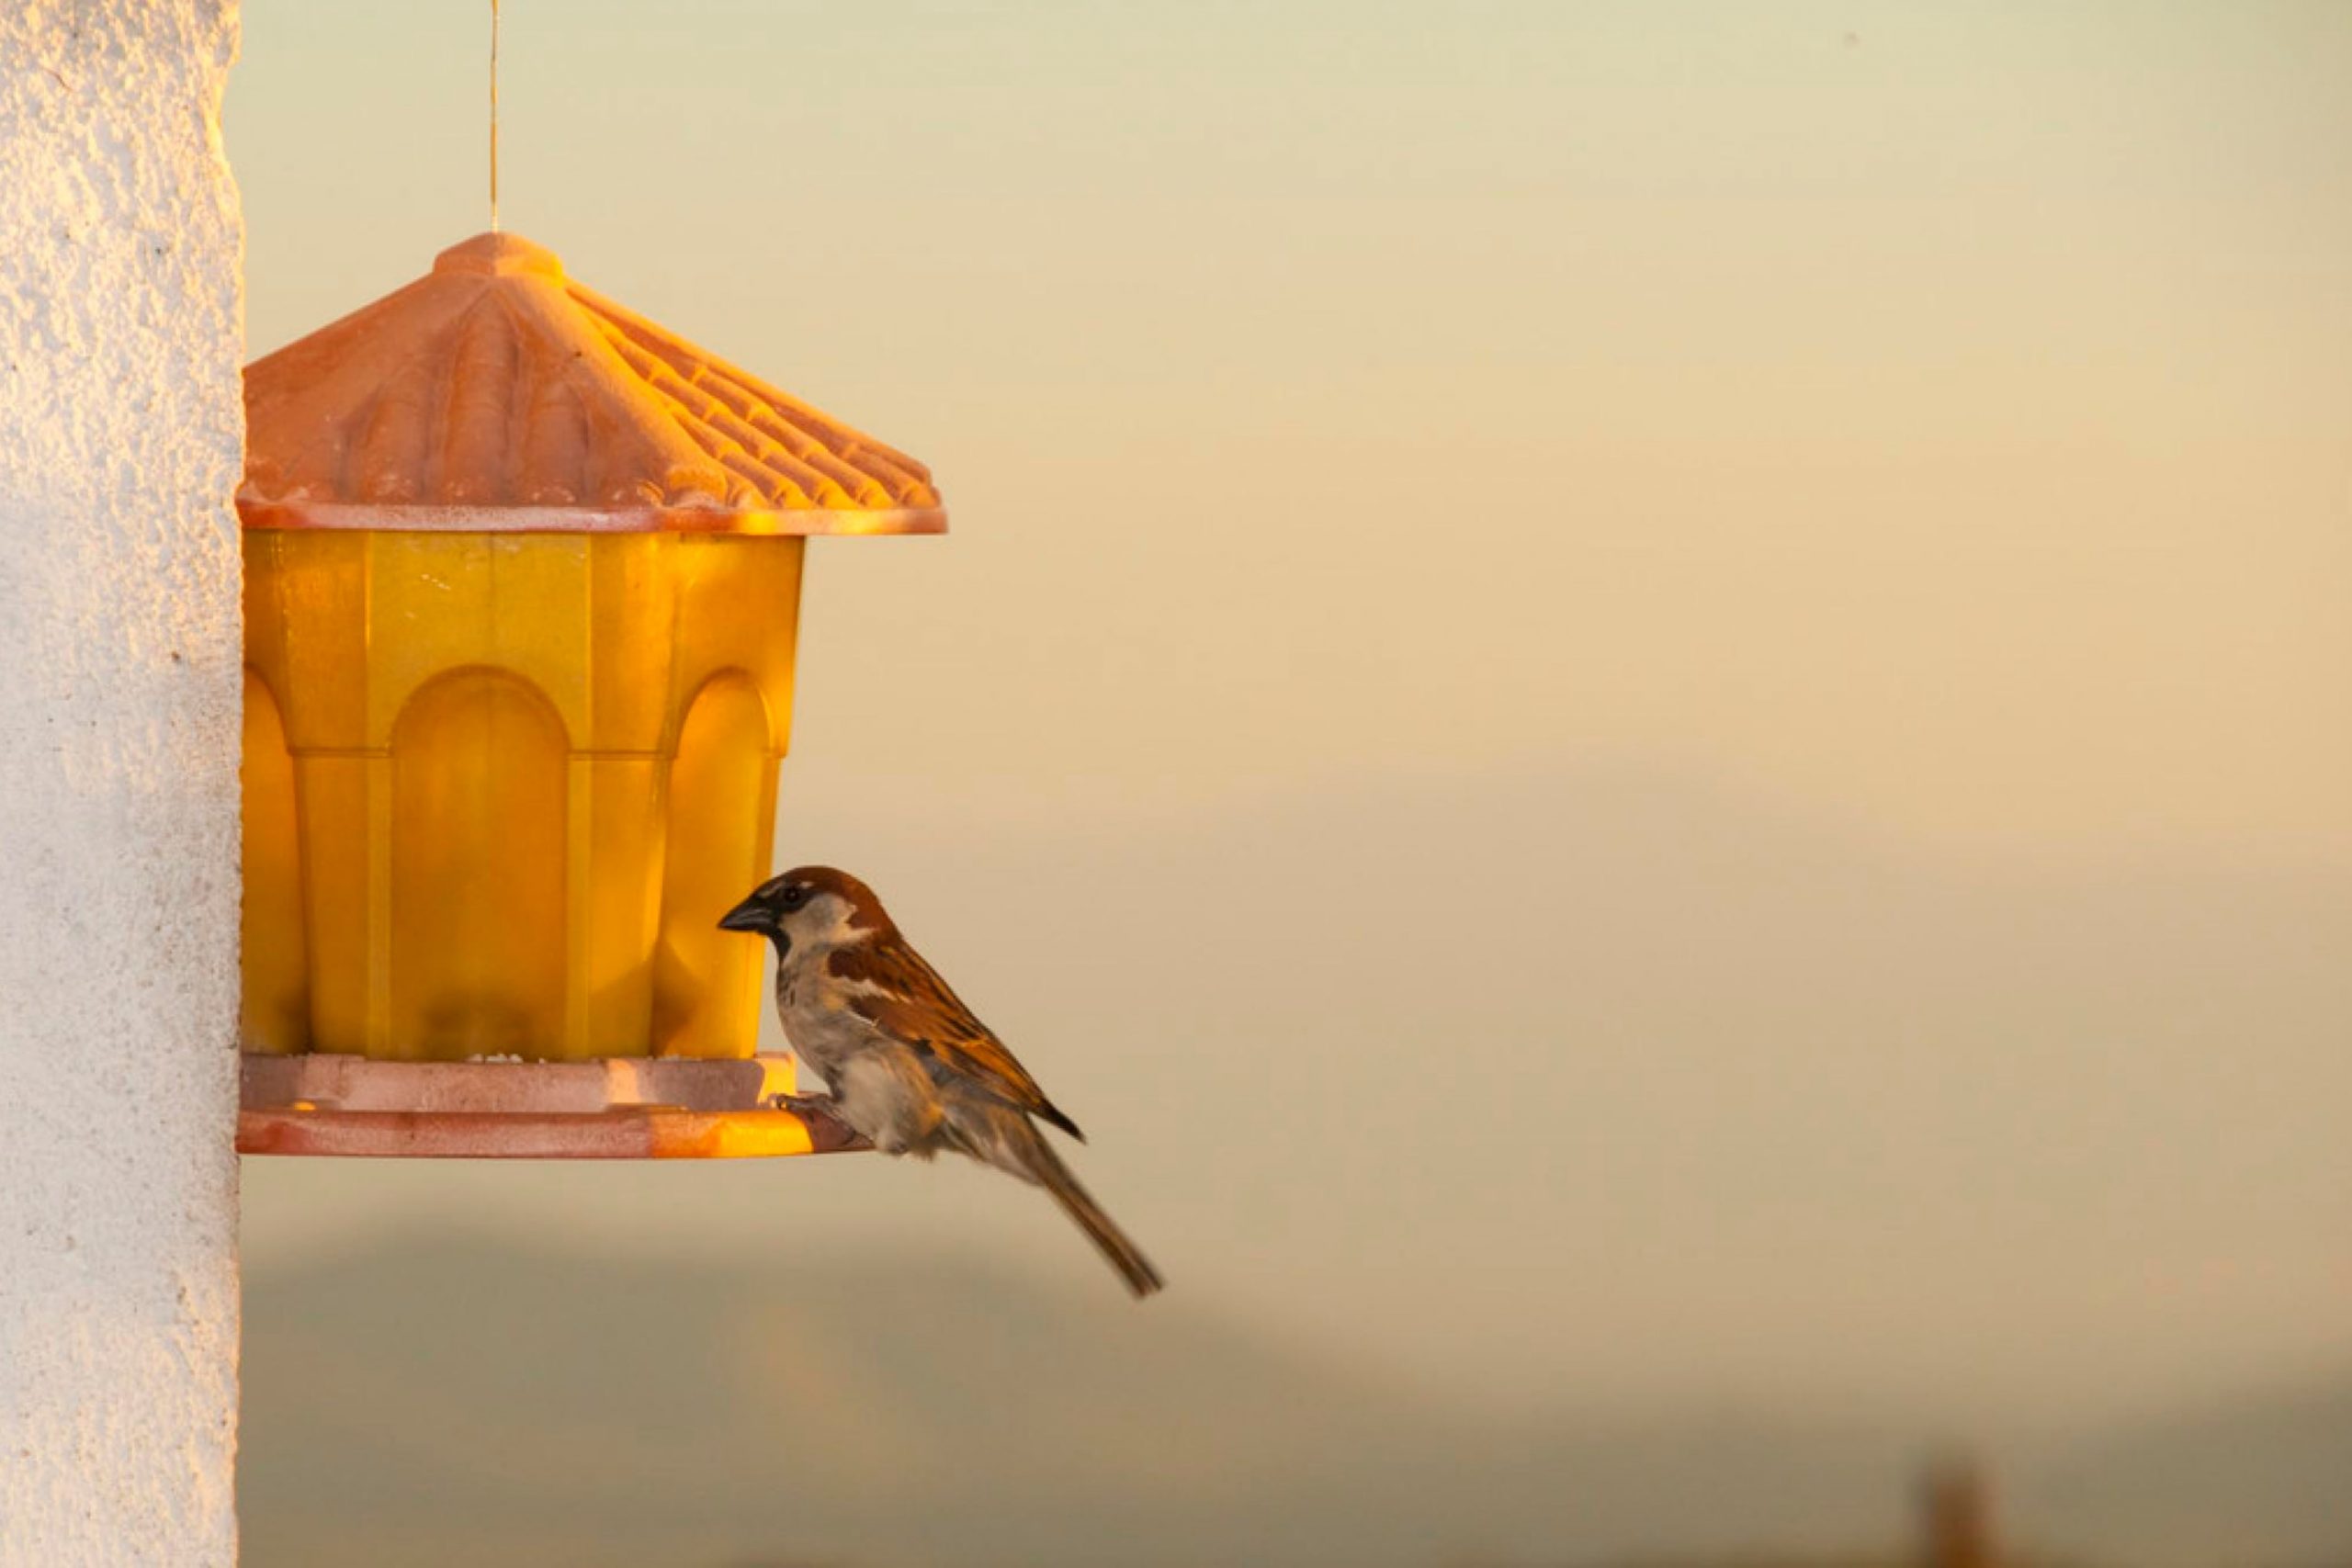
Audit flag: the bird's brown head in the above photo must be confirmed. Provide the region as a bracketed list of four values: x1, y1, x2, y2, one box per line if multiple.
[718, 865, 894, 958]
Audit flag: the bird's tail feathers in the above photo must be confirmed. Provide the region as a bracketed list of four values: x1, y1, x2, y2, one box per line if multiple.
[1023, 1133, 1164, 1299]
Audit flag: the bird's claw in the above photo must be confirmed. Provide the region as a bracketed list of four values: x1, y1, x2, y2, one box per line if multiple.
[763, 1091, 871, 1154]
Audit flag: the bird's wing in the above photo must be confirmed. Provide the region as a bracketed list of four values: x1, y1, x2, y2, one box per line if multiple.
[826, 942, 1084, 1140]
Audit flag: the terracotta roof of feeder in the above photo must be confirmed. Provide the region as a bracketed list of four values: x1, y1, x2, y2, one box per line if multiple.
[239, 231, 944, 534]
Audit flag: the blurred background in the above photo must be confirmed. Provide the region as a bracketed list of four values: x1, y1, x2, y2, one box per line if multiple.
[230, 3, 2352, 1564]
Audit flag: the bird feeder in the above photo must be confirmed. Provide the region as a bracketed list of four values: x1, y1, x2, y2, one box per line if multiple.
[235, 231, 939, 1158]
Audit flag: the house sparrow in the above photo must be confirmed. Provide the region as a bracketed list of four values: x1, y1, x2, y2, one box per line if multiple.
[720, 866, 1164, 1298]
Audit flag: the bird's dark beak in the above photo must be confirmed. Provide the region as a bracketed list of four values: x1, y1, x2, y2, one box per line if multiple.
[718, 897, 770, 934]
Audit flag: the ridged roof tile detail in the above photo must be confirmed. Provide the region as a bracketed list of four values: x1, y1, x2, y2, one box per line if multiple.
[240, 232, 943, 533]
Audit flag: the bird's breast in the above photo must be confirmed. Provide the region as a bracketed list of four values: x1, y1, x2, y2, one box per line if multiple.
[772, 968, 868, 1071]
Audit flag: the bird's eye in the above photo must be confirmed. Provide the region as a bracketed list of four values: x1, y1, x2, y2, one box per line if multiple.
[780, 886, 807, 909]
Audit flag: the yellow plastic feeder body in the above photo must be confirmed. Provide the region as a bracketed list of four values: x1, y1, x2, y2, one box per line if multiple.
[243, 529, 804, 1062]
[234, 233, 941, 1153]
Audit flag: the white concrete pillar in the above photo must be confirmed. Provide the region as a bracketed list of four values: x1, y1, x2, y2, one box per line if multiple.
[0, 3, 244, 1564]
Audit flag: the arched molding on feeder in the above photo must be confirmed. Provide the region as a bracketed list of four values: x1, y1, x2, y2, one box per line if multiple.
[653, 535, 806, 761]
[389, 667, 571, 1060]
[358, 535, 600, 751]
[240, 670, 310, 1055]
[686, 661, 789, 757]
[652, 671, 778, 1058]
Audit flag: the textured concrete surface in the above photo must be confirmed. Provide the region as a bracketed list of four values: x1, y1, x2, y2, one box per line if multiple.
[0, 3, 244, 1564]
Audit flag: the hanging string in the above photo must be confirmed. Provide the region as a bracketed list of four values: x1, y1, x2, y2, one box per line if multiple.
[488, 0, 502, 232]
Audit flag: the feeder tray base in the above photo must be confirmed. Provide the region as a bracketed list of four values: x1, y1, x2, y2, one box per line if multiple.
[237, 1053, 867, 1160]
